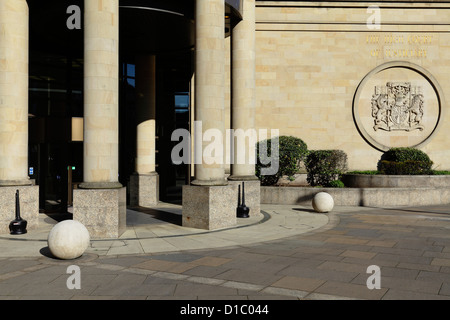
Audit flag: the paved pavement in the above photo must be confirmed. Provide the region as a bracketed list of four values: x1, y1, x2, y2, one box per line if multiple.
[0, 202, 449, 304]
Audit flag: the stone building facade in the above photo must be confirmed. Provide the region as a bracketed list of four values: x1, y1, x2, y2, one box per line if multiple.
[0, 0, 448, 238]
[251, 1, 449, 171]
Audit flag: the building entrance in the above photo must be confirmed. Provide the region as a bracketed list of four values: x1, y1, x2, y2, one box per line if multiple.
[120, 50, 193, 204]
[155, 52, 193, 203]
[27, 0, 195, 211]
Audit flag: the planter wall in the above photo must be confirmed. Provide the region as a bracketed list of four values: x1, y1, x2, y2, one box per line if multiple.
[261, 186, 450, 207]
[341, 174, 450, 188]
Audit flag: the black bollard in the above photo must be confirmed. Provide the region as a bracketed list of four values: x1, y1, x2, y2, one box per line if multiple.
[236, 182, 250, 218]
[237, 184, 241, 208]
[9, 190, 27, 235]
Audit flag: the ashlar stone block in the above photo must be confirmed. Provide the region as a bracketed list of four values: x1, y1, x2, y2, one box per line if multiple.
[129, 173, 159, 207]
[182, 185, 236, 230]
[73, 187, 126, 239]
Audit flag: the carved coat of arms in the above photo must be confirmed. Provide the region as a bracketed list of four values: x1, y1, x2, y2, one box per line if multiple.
[371, 82, 424, 131]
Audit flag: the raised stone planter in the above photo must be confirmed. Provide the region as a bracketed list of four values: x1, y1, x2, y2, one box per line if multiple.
[341, 174, 450, 188]
[261, 186, 450, 207]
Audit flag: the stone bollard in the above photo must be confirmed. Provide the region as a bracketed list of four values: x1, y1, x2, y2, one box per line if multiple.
[47, 220, 90, 259]
[312, 192, 334, 213]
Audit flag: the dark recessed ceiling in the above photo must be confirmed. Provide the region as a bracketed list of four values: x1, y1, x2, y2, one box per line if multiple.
[119, 3, 195, 55]
[27, 0, 240, 57]
[27, 0, 195, 56]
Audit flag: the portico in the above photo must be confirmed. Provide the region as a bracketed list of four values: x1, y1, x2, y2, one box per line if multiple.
[0, 0, 260, 237]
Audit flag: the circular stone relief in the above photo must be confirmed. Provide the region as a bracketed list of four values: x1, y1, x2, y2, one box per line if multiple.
[353, 62, 443, 151]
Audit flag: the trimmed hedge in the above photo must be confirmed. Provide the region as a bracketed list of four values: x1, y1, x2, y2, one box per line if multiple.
[256, 136, 308, 186]
[306, 150, 348, 187]
[378, 147, 433, 175]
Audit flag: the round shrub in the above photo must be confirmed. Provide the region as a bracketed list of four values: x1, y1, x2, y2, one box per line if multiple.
[256, 136, 308, 186]
[328, 180, 345, 188]
[306, 150, 348, 187]
[381, 147, 432, 163]
[378, 147, 433, 175]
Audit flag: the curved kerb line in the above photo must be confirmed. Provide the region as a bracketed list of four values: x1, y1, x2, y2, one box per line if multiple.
[0, 211, 272, 242]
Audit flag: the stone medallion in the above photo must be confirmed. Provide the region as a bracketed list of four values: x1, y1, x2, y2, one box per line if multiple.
[353, 62, 444, 151]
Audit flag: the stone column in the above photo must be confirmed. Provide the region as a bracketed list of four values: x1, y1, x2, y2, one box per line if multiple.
[0, 0, 39, 234]
[0, 0, 30, 187]
[191, 0, 227, 186]
[182, 0, 235, 230]
[228, 0, 260, 216]
[73, 0, 125, 239]
[80, 0, 121, 189]
[130, 55, 159, 207]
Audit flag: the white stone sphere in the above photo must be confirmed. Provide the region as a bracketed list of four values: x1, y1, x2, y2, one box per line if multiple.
[312, 192, 334, 213]
[47, 220, 90, 260]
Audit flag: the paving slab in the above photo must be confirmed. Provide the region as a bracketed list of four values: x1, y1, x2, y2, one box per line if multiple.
[0, 203, 449, 302]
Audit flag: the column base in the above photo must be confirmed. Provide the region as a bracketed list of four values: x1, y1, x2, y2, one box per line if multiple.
[0, 179, 34, 186]
[182, 184, 236, 230]
[191, 179, 228, 186]
[78, 181, 123, 189]
[129, 172, 159, 207]
[73, 187, 126, 239]
[0, 185, 39, 234]
[227, 177, 261, 217]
